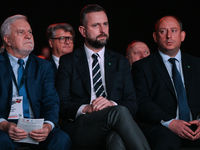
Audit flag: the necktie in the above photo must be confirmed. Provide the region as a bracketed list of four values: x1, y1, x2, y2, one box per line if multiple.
[168, 58, 190, 122]
[18, 59, 30, 118]
[92, 53, 106, 98]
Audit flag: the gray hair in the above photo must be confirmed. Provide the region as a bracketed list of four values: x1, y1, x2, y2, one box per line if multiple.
[46, 23, 75, 40]
[1, 14, 27, 40]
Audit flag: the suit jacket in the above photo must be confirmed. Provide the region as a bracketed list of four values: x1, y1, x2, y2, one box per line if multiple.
[0, 51, 60, 126]
[132, 51, 200, 128]
[55, 47, 138, 121]
[47, 56, 57, 78]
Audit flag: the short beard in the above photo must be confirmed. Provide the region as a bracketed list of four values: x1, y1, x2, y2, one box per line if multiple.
[86, 34, 109, 49]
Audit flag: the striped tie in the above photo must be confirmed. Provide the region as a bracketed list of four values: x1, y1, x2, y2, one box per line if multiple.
[92, 53, 106, 98]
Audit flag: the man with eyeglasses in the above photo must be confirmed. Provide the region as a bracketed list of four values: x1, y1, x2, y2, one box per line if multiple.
[46, 23, 75, 77]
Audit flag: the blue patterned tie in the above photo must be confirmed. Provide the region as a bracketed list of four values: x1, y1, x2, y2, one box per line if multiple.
[168, 58, 190, 122]
[92, 53, 106, 98]
[18, 59, 30, 118]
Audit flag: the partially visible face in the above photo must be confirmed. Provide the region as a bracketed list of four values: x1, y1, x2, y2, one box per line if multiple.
[153, 16, 185, 56]
[127, 42, 150, 66]
[49, 29, 74, 57]
[7, 19, 34, 57]
[83, 11, 109, 49]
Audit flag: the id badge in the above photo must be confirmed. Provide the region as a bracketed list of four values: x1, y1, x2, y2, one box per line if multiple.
[8, 96, 24, 119]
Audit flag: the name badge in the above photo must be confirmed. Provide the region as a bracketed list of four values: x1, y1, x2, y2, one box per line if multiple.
[8, 96, 24, 119]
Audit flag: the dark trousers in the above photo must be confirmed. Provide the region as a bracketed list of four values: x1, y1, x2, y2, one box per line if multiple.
[0, 127, 71, 150]
[71, 106, 150, 150]
[140, 124, 200, 150]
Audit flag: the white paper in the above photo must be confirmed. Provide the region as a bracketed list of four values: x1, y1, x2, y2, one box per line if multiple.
[15, 118, 44, 144]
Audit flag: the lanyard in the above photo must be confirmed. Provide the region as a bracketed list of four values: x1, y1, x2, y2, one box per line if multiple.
[3, 51, 30, 94]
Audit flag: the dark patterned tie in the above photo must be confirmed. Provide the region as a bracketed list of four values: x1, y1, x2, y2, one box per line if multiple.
[92, 53, 106, 98]
[168, 58, 190, 122]
[18, 59, 30, 118]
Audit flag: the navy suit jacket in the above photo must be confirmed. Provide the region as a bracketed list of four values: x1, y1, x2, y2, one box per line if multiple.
[132, 51, 200, 130]
[0, 51, 60, 126]
[55, 47, 138, 121]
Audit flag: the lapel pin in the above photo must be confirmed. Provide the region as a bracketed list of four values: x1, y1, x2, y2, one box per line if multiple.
[188, 66, 190, 68]
[109, 63, 111, 65]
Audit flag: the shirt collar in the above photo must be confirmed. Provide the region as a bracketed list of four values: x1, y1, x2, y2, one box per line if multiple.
[158, 49, 181, 63]
[7, 51, 29, 68]
[84, 44, 105, 60]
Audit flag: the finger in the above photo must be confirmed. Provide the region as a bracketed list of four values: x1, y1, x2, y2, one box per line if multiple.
[92, 97, 104, 105]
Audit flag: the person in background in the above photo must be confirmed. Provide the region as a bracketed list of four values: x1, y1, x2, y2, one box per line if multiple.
[132, 15, 200, 149]
[126, 40, 150, 67]
[46, 23, 75, 77]
[0, 14, 71, 150]
[56, 4, 150, 150]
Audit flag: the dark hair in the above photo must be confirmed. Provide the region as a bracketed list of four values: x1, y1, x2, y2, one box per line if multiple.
[155, 15, 183, 32]
[80, 4, 106, 26]
[46, 23, 75, 39]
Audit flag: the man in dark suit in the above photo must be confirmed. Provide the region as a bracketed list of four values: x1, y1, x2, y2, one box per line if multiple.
[0, 14, 71, 150]
[55, 4, 150, 150]
[132, 15, 200, 149]
[46, 23, 75, 77]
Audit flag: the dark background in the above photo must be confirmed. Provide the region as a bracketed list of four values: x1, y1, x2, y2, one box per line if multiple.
[1, 0, 200, 57]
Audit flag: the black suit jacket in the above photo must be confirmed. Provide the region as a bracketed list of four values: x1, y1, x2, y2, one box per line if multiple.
[132, 51, 200, 128]
[55, 47, 138, 121]
[47, 56, 57, 78]
[0, 51, 60, 126]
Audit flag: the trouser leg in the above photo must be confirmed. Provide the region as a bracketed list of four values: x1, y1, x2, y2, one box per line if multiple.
[0, 130, 20, 150]
[105, 130, 126, 150]
[71, 106, 150, 150]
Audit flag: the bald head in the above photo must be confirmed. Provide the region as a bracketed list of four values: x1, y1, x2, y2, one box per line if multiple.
[126, 41, 150, 66]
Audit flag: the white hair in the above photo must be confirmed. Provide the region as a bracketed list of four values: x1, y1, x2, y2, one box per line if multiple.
[1, 14, 27, 40]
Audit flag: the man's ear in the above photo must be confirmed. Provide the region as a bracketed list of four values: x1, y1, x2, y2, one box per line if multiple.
[48, 39, 53, 48]
[181, 31, 186, 42]
[4, 35, 11, 46]
[79, 26, 86, 37]
[153, 32, 157, 42]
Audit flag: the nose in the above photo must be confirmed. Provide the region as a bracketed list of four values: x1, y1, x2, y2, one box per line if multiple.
[25, 32, 32, 39]
[166, 30, 172, 39]
[100, 25, 105, 33]
[140, 53, 144, 59]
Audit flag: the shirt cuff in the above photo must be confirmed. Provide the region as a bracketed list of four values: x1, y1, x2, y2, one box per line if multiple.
[76, 104, 87, 118]
[161, 119, 174, 128]
[44, 121, 55, 130]
[0, 118, 7, 124]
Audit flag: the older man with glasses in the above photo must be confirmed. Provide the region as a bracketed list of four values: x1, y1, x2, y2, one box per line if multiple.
[46, 23, 75, 77]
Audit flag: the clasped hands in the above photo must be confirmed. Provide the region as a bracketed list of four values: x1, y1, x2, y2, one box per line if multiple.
[82, 96, 115, 113]
[0, 121, 51, 142]
[169, 119, 200, 140]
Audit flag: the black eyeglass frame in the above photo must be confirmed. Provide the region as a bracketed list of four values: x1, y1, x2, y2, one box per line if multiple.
[52, 36, 75, 44]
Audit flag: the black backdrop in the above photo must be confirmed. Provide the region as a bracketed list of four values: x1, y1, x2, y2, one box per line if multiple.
[1, 0, 200, 57]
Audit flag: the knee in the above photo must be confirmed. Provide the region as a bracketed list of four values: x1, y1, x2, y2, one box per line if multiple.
[48, 129, 72, 149]
[0, 130, 14, 148]
[110, 106, 130, 117]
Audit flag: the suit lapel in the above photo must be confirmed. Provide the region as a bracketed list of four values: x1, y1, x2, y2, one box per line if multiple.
[74, 47, 91, 95]
[181, 53, 192, 95]
[0, 51, 13, 104]
[152, 52, 176, 96]
[105, 49, 115, 98]
[26, 55, 36, 106]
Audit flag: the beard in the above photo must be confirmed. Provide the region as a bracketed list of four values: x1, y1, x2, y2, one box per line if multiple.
[86, 33, 109, 49]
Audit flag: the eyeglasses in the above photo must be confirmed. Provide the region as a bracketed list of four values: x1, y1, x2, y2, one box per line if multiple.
[52, 36, 74, 44]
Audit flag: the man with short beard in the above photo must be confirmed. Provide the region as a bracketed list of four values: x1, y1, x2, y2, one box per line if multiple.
[0, 14, 71, 150]
[55, 4, 150, 150]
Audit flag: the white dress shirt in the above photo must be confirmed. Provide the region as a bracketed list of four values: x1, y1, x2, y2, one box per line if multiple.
[76, 44, 117, 118]
[52, 54, 59, 69]
[159, 50, 192, 128]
